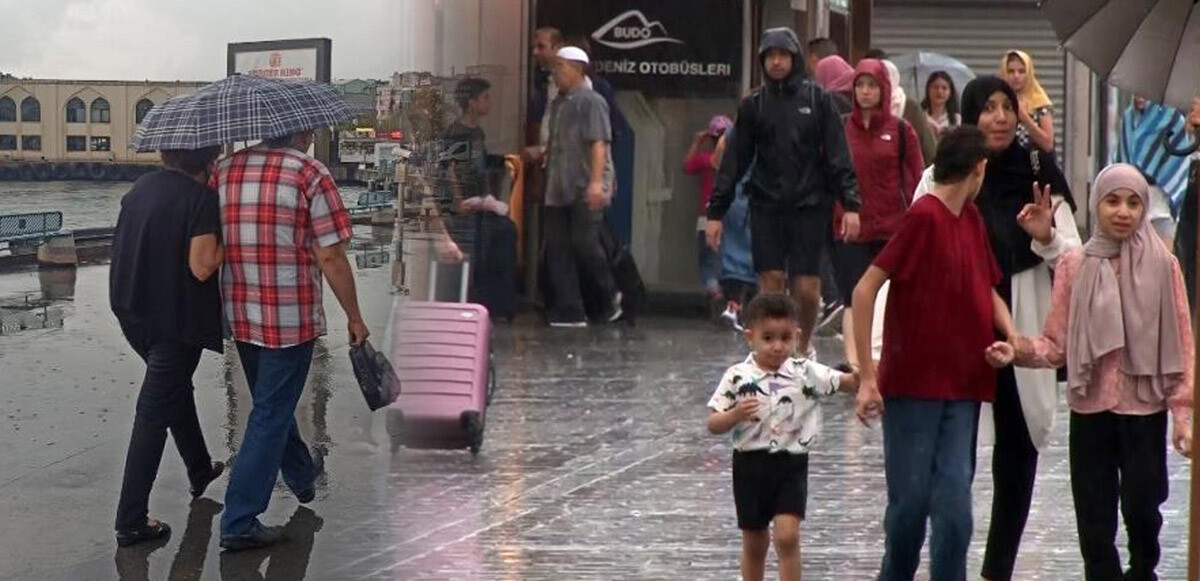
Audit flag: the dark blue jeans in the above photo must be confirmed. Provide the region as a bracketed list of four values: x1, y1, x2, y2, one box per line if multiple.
[878, 397, 980, 581]
[115, 316, 211, 532]
[221, 340, 319, 537]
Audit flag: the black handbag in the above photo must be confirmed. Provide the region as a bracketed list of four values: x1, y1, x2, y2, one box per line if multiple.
[350, 340, 401, 411]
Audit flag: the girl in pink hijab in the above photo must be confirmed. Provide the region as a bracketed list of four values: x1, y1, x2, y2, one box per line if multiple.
[1007, 163, 1192, 580]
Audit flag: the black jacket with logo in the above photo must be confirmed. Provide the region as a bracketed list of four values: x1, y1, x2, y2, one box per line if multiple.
[708, 28, 861, 219]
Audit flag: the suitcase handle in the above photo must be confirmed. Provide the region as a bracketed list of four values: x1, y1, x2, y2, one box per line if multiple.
[428, 259, 470, 303]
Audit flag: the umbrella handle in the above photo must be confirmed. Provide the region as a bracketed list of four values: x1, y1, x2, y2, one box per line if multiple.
[1162, 128, 1200, 156]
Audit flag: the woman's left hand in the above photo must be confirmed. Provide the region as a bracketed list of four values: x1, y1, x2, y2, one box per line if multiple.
[1016, 182, 1060, 245]
[1173, 416, 1193, 458]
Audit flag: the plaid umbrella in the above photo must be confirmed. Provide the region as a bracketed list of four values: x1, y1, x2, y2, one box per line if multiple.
[1042, 0, 1200, 111]
[130, 74, 355, 152]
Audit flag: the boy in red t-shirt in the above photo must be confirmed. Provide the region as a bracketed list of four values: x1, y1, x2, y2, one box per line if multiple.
[850, 126, 1020, 580]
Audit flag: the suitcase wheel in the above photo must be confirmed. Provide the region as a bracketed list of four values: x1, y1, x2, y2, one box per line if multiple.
[386, 409, 406, 454]
[461, 411, 484, 455]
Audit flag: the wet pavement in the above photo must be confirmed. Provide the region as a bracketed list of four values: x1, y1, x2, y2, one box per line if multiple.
[0, 233, 1193, 580]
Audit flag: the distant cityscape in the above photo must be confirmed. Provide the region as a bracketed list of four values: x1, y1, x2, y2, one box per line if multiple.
[0, 68, 504, 182]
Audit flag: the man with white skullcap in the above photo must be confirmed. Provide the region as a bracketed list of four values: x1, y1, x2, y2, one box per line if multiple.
[542, 45, 620, 327]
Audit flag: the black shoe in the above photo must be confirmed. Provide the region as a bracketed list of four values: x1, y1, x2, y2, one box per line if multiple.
[293, 448, 325, 504]
[220, 523, 285, 552]
[116, 519, 172, 547]
[190, 461, 226, 499]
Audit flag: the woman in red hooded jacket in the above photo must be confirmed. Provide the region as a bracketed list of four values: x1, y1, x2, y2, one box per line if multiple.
[834, 58, 925, 369]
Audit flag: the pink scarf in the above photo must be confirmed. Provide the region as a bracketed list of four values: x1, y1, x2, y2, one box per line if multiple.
[1067, 163, 1184, 402]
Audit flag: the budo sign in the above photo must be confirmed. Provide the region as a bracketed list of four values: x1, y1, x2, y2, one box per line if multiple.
[538, 0, 743, 98]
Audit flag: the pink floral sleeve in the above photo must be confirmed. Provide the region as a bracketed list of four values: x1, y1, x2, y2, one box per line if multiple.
[1167, 257, 1194, 422]
[1016, 249, 1081, 369]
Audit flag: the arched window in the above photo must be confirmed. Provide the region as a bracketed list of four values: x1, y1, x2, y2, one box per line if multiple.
[134, 99, 154, 124]
[0, 97, 15, 122]
[90, 98, 110, 124]
[65, 98, 86, 123]
[20, 97, 40, 122]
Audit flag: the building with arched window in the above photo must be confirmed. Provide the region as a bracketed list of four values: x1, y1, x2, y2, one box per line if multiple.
[134, 99, 154, 124]
[0, 78, 205, 168]
[20, 97, 40, 123]
[64, 98, 86, 123]
[90, 98, 111, 124]
[0, 97, 15, 123]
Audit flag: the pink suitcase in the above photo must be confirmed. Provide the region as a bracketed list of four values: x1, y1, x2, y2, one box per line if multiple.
[386, 262, 495, 455]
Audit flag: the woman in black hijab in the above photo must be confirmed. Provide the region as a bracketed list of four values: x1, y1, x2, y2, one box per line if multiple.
[959, 75, 1081, 581]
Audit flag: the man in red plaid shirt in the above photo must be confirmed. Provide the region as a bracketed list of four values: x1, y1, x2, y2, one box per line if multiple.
[212, 130, 370, 551]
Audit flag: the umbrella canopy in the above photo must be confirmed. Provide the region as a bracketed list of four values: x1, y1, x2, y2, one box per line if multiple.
[888, 51, 976, 105]
[1042, 0, 1200, 110]
[130, 74, 354, 152]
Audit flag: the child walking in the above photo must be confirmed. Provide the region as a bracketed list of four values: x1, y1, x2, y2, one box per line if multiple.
[707, 293, 859, 581]
[1010, 163, 1193, 581]
[852, 126, 1019, 581]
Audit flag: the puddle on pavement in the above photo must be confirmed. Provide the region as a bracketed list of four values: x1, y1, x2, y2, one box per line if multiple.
[0, 267, 75, 335]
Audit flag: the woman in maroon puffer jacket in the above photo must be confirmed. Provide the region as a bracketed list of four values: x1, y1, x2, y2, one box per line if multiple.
[833, 58, 925, 369]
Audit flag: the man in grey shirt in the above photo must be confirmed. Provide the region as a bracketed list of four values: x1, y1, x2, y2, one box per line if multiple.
[543, 46, 620, 327]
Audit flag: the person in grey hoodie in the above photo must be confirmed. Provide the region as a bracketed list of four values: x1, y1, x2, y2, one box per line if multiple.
[706, 27, 861, 357]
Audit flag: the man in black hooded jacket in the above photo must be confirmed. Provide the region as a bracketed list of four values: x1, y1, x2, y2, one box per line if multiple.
[706, 27, 862, 357]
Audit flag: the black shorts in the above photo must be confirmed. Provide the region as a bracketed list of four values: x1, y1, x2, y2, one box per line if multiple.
[832, 240, 888, 304]
[749, 205, 831, 277]
[732, 451, 809, 530]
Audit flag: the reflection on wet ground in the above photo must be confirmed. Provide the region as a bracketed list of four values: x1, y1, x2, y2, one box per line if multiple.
[0, 245, 1192, 580]
[0, 267, 74, 335]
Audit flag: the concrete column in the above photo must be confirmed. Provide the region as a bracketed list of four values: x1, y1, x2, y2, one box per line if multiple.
[1064, 54, 1093, 230]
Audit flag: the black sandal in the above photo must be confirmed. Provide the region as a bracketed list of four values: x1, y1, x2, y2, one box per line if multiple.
[116, 519, 171, 547]
[190, 461, 226, 499]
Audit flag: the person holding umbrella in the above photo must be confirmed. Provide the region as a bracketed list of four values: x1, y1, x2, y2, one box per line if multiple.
[133, 74, 370, 550]
[108, 145, 227, 547]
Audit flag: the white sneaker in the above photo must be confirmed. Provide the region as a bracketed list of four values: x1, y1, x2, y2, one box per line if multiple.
[549, 316, 588, 328]
[720, 302, 743, 331]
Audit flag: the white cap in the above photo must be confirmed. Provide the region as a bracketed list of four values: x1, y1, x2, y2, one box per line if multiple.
[556, 46, 590, 65]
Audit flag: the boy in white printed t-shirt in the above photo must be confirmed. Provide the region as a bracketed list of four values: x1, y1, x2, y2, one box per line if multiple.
[707, 293, 860, 581]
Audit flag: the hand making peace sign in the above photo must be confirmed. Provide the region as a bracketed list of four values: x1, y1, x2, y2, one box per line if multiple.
[1016, 181, 1061, 245]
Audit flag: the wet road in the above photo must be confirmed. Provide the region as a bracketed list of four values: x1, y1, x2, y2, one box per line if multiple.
[0, 239, 1193, 580]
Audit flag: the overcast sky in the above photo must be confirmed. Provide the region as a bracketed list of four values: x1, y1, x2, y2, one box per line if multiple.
[0, 0, 425, 81]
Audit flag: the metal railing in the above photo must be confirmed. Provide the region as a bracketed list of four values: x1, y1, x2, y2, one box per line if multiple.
[0, 212, 64, 242]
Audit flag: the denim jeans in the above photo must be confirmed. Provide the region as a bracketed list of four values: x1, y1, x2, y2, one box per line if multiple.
[220, 340, 319, 537]
[878, 397, 980, 581]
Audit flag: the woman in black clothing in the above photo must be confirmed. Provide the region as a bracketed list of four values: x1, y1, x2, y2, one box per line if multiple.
[109, 146, 226, 546]
[962, 76, 1080, 581]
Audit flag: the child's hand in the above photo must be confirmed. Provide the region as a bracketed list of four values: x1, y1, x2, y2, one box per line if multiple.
[839, 370, 860, 392]
[985, 341, 1015, 368]
[734, 397, 761, 422]
[855, 379, 883, 427]
[1173, 416, 1193, 459]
